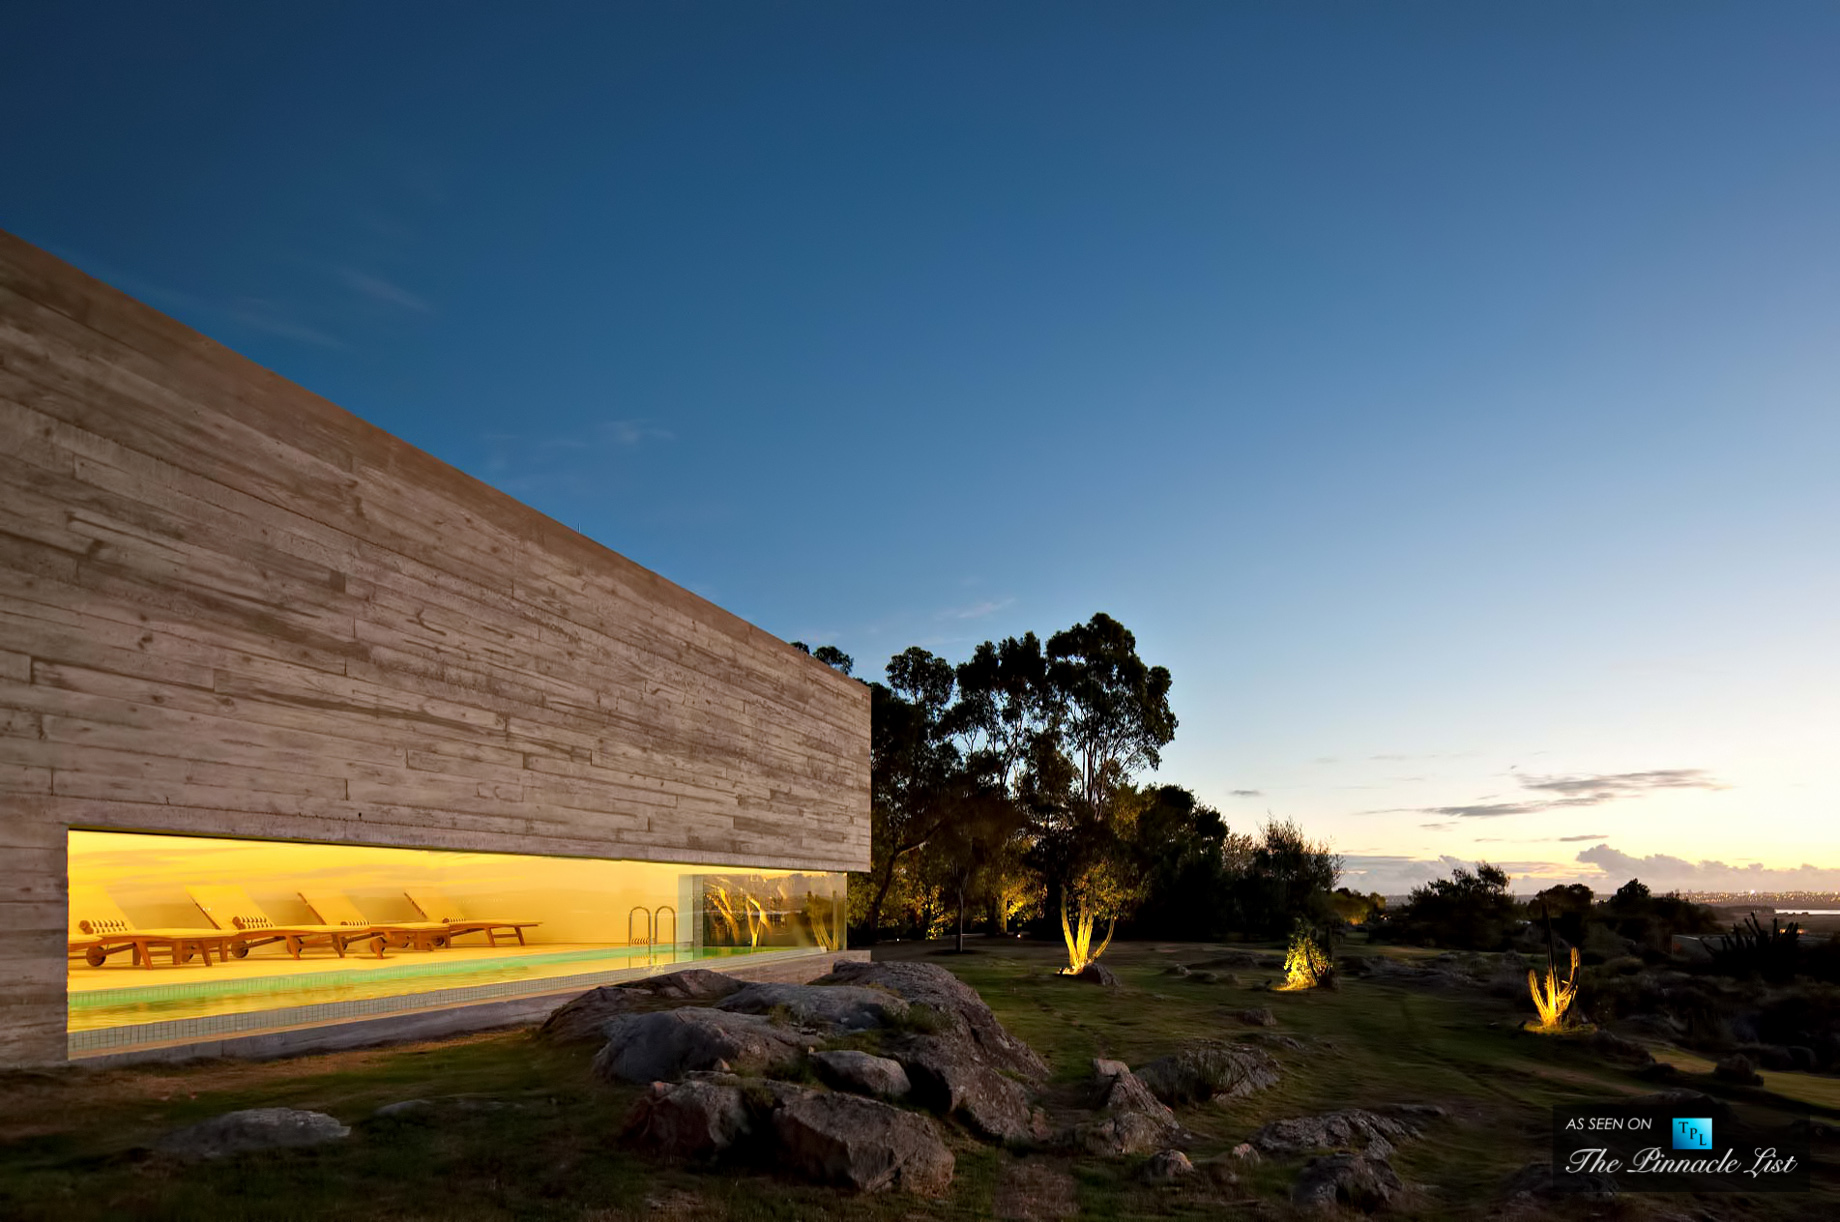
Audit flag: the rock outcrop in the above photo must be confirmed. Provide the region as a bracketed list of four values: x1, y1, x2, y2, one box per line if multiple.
[814, 960, 1048, 1079]
[155, 1108, 350, 1161]
[771, 1090, 955, 1194]
[592, 1008, 808, 1084]
[810, 1049, 911, 1099]
[1068, 1058, 1190, 1156]
[1133, 1040, 1280, 1106]
[1252, 1109, 1420, 1159]
[537, 986, 655, 1044]
[621, 1076, 753, 1159]
[892, 1033, 1036, 1143]
[716, 982, 909, 1031]
[1292, 1151, 1402, 1211]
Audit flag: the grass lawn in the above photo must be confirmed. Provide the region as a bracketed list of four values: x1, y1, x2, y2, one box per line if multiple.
[0, 938, 1833, 1220]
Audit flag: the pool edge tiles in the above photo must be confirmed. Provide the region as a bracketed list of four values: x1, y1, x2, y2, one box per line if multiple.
[67, 946, 830, 1056]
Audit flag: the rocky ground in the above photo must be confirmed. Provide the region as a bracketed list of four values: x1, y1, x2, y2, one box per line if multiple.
[0, 937, 1834, 1220]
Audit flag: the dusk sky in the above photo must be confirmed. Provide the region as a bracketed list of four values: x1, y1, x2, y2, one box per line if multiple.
[4, 3, 1835, 894]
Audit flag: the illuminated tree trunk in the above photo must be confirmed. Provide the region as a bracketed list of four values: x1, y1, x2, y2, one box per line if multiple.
[1059, 894, 1117, 973]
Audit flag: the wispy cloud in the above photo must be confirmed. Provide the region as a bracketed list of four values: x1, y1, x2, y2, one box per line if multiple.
[1519, 769, 1729, 797]
[337, 267, 432, 313]
[1229, 789, 1263, 798]
[932, 597, 1015, 622]
[223, 300, 346, 348]
[478, 418, 677, 501]
[1558, 833, 1610, 842]
[600, 419, 675, 446]
[1385, 768, 1729, 820]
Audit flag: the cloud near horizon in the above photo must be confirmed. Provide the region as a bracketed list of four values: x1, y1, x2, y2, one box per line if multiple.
[1399, 768, 1728, 820]
[1337, 842, 1840, 896]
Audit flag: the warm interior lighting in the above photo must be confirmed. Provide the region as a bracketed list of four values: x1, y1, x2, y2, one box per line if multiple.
[66, 831, 843, 1042]
[1526, 946, 1583, 1032]
[1274, 929, 1330, 991]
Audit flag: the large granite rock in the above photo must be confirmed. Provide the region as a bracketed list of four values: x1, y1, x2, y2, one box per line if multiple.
[1292, 1151, 1402, 1211]
[1252, 1109, 1420, 1159]
[621, 1076, 752, 1159]
[814, 960, 1048, 1079]
[810, 1049, 911, 1099]
[1069, 1058, 1189, 1157]
[627, 968, 748, 1001]
[1072, 963, 1119, 987]
[591, 1008, 808, 1084]
[539, 969, 746, 1044]
[716, 982, 909, 1031]
[892, 1033, 1036, 1144]
[537, 986, 655, 1044]
[771, 1090, 954, 1194]
[155, 1108, 350, 1161]
[1133, 1040, 1280, 1106]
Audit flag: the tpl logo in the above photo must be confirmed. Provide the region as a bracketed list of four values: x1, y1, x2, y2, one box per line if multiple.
[1673, 1117, 1713, 1151]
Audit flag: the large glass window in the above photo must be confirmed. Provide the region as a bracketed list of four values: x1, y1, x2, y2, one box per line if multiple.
[66, 830, 844, 1057]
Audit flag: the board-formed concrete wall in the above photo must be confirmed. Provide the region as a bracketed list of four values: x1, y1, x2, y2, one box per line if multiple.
[0, 230, 870, 1066]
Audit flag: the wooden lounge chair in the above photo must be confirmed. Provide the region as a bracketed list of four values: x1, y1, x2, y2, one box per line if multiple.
[299, 890, 452, 952]
[403, 889, 540, 947]
[188, 885, 387, 959]
[67, 885, 237, 969]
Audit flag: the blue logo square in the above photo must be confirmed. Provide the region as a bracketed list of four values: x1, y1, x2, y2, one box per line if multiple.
[1673, 1117, 1712, 1150]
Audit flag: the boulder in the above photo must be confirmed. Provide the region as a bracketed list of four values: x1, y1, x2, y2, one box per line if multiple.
[1133, 1040, 1281, 1106]
[1237, 1031, 1305, 1052]
[1714, 1053, 1763, 1086]
[155, 1107, 350, 1161]
[372, 1099, 435, 1120]
[816, 960, 1048, 1079]
[628, 968, 748, 1001]
[810, 1049, 911, 1099]
[891, 1034, 1035, 1144]
[622, 1076, 752, 1159]
[1071, 963, 1119, 987]
[1292, 1152, 1401, 1211]
[1188, 971, 1221, 984]
[537, 986, 655, 1044]
[716, 982, 909, 1031]
[592, 1008, 807, 1085]
[1252, 1109, 1419, 1158]
[1234, 1007, 1278, 1028]
[1141, 1148, 1195, 1184]
[1590, 1030, 1655, 1067]
[1504, 1161, 1616, 1202]
[1069, 1058, 1189, 1157]
[1163, 964, 1191, 977]
[771, 1090, 954, 1194]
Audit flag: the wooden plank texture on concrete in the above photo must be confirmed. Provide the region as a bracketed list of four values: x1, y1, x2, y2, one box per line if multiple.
[0, 229, 870, 1068]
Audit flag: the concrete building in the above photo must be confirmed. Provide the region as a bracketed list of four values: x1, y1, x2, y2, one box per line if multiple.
[0, 230, 870, 1068]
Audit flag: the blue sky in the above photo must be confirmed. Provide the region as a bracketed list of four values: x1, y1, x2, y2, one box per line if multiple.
[4, 2, 1836, 893]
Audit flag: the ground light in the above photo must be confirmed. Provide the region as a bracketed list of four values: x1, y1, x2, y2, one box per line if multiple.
[1526, 946, 1585, 1033]
[1058, 896, 1115, 974]
[1275, 928, 1331, 991]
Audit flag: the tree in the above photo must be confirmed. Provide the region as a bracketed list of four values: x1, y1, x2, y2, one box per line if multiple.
[860, 647, 958, 940]
[789, 641, 854, 676]
[1117, 784, 1237, 940]
[1241, 818, 1342, 937]
[949, 633, 1052, 788]
[1033, 613, 1177, 972]
[1388, 862, 1518, 949]
[917, 777, 1027, 953]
